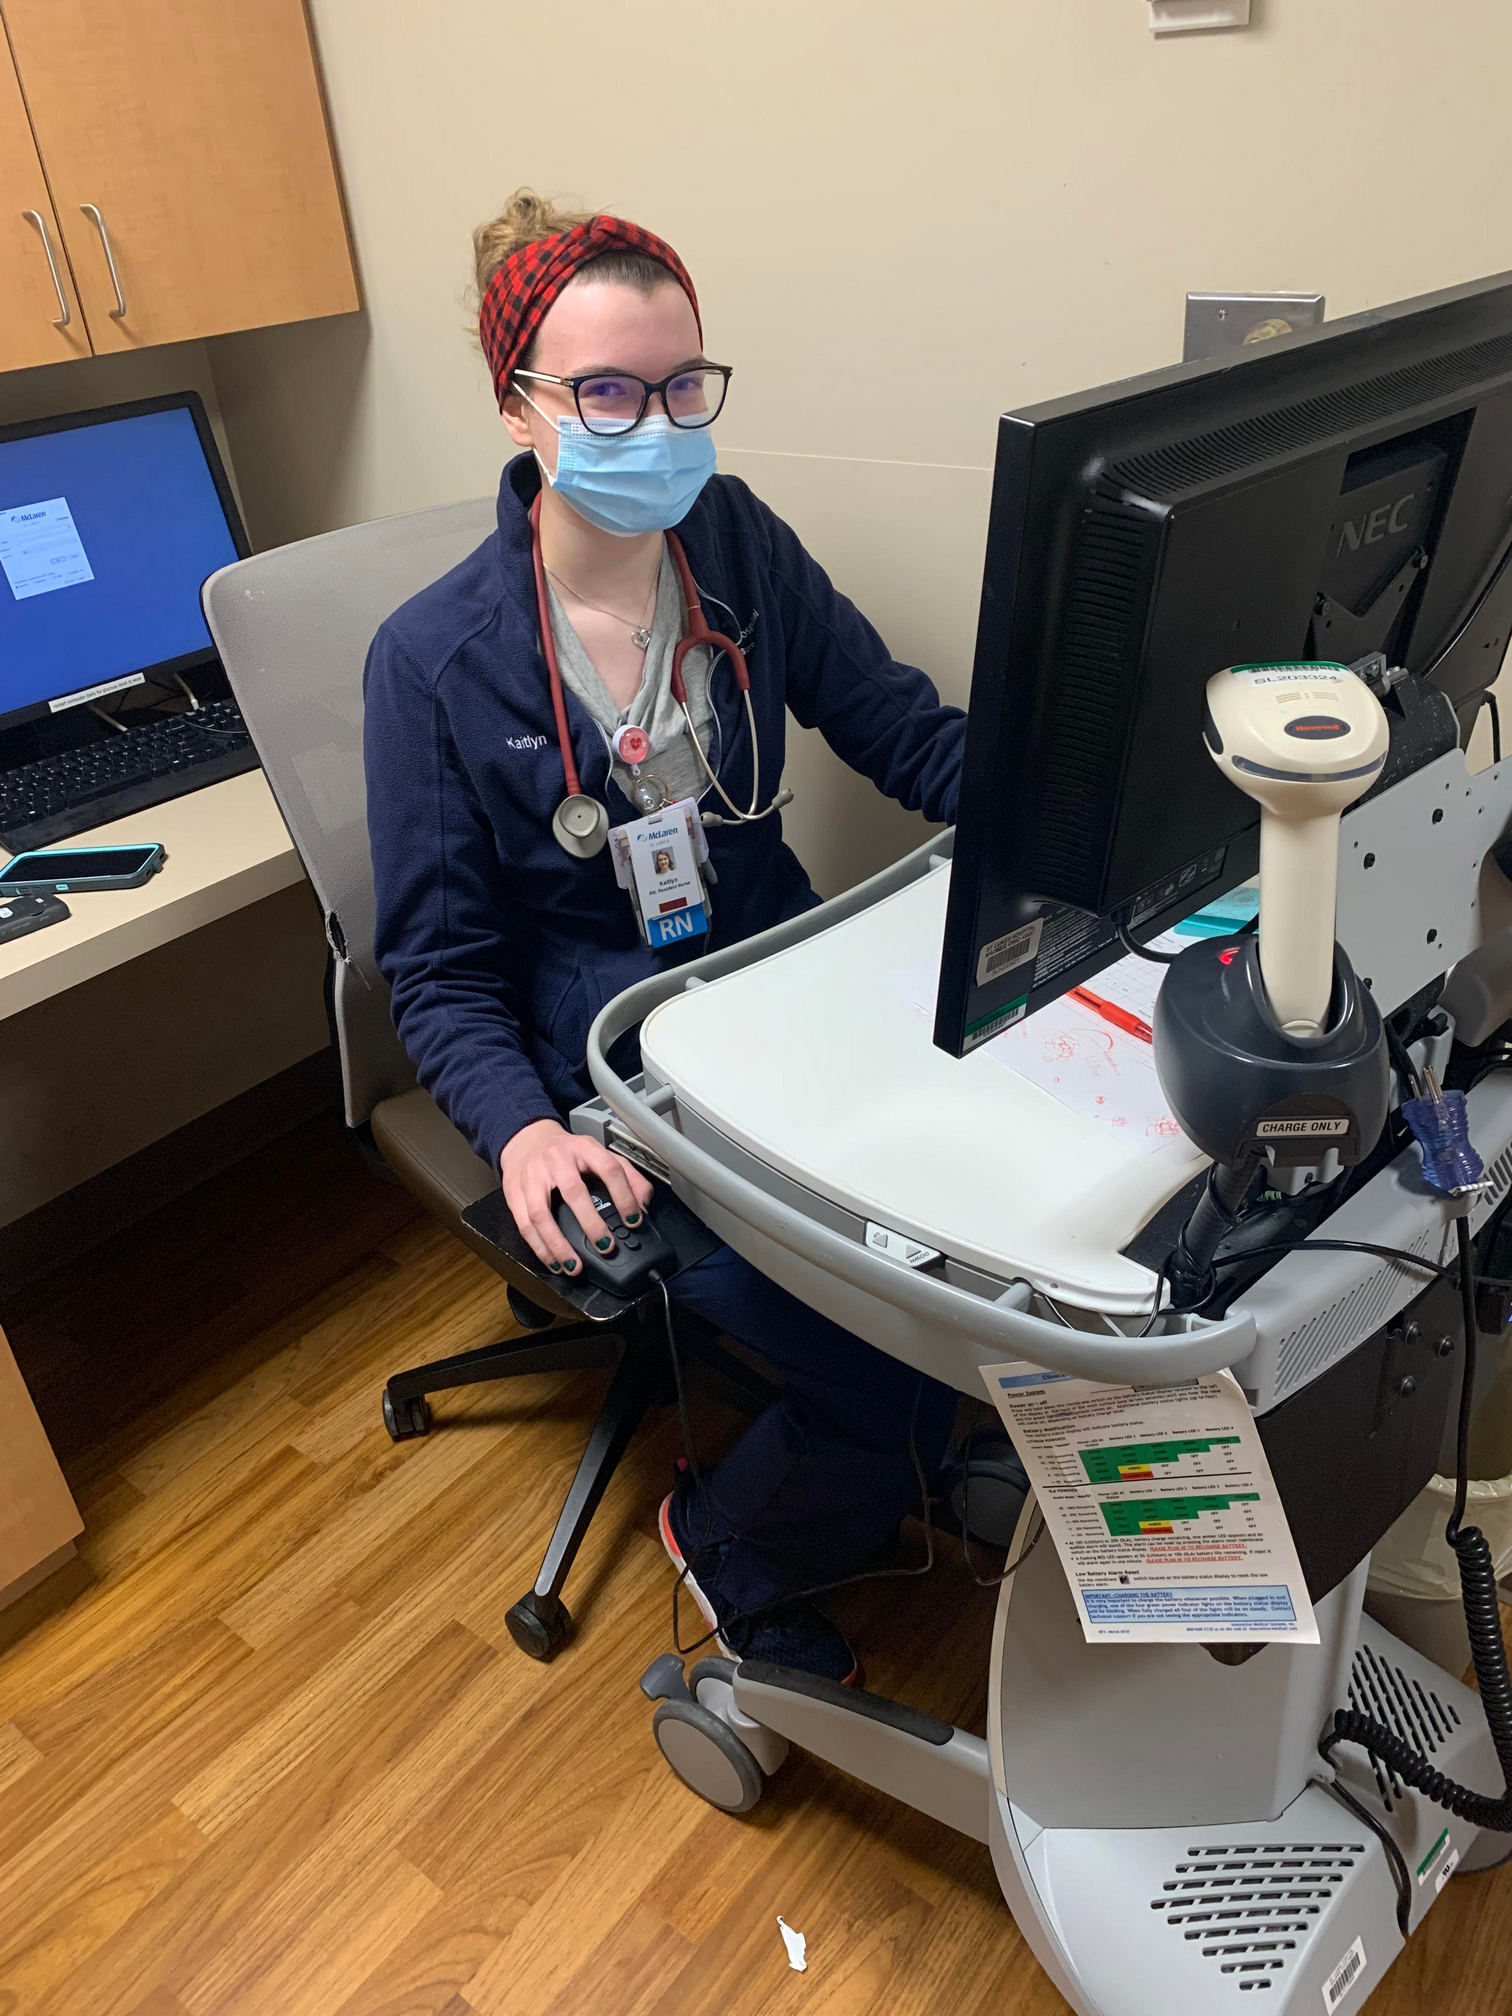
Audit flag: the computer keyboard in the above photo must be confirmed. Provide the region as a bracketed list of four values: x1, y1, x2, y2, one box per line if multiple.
[0, 700, 259, 852]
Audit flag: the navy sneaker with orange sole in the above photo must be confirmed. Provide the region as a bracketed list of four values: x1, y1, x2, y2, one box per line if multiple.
[659, 1480, 862, 1688]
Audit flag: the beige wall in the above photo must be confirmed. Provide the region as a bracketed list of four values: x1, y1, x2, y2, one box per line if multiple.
[210, 0, 1512, 894]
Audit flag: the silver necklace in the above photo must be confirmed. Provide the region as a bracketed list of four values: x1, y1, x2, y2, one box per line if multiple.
[546, 563, 658, 651]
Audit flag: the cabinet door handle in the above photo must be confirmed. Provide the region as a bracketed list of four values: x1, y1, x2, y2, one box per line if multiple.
[22, 209, 71, 327]
[80, 203, 127, 319]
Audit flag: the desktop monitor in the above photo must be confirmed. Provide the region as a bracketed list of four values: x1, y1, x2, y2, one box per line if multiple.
[937, 271, 1512, 1060]
[0, 393, 249, 734]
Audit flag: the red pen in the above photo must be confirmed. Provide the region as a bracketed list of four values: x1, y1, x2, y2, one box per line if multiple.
[1071, 986, 1154, 1045]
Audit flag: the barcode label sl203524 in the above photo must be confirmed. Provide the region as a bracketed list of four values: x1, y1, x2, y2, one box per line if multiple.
[1321, 1937, 1366, 2012]
[976, 920, 1042, 989]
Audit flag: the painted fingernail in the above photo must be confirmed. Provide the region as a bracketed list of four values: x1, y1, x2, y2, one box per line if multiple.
[626, 1212, 643, 1227]
[564, 1256, 580, 1273]
[548, 1260, 561, 1273]
[595, 1235, 614, 1252]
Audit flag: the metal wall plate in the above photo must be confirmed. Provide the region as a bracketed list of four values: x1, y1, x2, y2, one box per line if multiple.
[1183, 290, 1325, 362]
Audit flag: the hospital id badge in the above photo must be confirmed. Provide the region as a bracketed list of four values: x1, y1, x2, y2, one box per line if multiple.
[608, 799, 712, 949]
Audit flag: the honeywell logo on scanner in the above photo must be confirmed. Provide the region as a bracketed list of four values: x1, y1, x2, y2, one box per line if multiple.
[1255, 1117, 1351, 1138]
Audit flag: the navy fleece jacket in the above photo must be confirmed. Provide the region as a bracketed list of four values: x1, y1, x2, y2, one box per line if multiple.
[363, 453, 965, 1175]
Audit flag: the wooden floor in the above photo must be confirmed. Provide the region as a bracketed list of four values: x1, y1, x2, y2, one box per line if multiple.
[2, 1116, 1510, 2016]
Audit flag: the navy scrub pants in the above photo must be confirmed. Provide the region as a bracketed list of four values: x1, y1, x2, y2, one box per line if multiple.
[666, 1241, 960, 1615]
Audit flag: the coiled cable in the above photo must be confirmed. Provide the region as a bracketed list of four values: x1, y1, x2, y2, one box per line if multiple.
[1320, 1217, 1512, 1840]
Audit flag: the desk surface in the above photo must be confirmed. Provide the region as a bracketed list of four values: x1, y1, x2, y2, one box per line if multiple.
[0, 771, 304, 1021]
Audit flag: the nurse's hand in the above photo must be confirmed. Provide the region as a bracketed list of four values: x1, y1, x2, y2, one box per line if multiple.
[501, 1117, 656, 1276]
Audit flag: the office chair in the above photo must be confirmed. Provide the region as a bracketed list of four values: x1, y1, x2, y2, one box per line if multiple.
[202, 499, 772, 1660]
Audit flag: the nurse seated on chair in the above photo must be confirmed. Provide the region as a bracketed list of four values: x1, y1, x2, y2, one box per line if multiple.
[364, 187, 968, 1684]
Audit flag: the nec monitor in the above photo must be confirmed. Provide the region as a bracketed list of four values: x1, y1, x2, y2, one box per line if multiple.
[937, 270, 1512, 1060]
[0, 392, 249, 733]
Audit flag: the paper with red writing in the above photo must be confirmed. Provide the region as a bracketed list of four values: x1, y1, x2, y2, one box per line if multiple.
[895, 936, 1187, 1157]
[982, 992, 1180, 1155]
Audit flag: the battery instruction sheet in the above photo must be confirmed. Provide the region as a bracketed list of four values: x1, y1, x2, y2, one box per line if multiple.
[981, 1361, 1318, 1645]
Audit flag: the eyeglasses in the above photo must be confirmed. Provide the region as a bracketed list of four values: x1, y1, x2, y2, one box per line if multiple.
[513, 363, 732, 437]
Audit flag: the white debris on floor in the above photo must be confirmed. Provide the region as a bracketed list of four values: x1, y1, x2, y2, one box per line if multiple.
[777, 1916, 808, 1972]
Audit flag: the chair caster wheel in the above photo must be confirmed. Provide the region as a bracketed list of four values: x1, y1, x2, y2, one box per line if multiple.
[508, 1286, 558, 1331]
[381, 1389, 431, 1441]
[653, 1697, 764, 1813]
[506, 1590, 573, 1660]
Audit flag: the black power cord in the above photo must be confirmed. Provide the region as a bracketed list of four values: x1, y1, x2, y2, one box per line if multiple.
[1115, 917, 1180, 966]
[1313, 1770, 1414, 1936]
[1150, 1235, 1459, 1326]
[1320, 1216, 1512, 1846]
[1203, 1238, 1457, 1289]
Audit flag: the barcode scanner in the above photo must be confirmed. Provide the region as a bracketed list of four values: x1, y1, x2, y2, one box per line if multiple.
[1203, 662, 1389, 1037]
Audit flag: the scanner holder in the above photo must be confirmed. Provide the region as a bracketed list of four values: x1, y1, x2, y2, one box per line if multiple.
[1154, 933, 1390, 1303]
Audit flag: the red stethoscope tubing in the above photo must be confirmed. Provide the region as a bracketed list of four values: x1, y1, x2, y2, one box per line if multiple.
[530, 492, 749, 799]
[668, 534, 750, 706]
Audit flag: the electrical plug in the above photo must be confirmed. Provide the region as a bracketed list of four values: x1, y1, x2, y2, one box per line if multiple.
[1402, 1082, 1488, 1198]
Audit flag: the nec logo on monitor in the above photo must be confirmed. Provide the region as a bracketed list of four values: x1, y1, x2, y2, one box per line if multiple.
[1317, 434, 1449, 649]
[1336, 491, 1418, 554]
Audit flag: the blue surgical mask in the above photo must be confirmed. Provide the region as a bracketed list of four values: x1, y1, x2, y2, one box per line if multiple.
[527, 405, 716, 537]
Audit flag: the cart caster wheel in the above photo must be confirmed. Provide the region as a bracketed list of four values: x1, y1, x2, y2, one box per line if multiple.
[687, 1654, 741, 1697]
[382, 1389, 431, 1441]
[506, 1590, 573, 1661]
[653, 1697, 764, 1813]
[508, 1286, 558, 1331]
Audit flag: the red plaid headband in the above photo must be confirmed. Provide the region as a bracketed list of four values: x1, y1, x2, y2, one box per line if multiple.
[478, 216, 701, 409]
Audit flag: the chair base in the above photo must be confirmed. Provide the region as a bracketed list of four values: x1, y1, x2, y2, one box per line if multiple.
[382, 1304, 777, 1661]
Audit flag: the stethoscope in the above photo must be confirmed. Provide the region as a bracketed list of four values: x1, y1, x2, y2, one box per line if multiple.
[529, 493, 791, 859]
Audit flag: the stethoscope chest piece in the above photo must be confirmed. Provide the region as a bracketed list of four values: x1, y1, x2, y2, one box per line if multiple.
[553, 794, 611, 859]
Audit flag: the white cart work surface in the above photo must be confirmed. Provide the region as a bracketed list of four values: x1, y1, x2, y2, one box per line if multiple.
[589, 838, 1250, 1389]
[587, 743, 1512, 1405]
[586, 766, 1512, 2016]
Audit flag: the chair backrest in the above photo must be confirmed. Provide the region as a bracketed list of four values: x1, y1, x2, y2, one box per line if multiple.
[202, 496, 498, 1129]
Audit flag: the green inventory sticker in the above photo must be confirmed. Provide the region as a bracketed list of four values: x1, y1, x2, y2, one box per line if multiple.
[1416, 1827, 1457, 1889]
[1229, 660, 1349, 673]
[963, 995, 1029, 1051]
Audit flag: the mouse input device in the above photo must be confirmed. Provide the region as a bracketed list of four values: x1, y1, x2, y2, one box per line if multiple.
[552, 1185, 677, 1297]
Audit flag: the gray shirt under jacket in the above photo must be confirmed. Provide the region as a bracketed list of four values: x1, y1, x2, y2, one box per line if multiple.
[546, 540, 716, 810]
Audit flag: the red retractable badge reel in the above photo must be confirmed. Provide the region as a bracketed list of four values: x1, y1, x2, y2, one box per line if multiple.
[613, 724, 652, 767]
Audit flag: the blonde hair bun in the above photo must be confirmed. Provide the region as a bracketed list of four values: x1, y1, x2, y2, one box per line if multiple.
[472, 188, 598, 301]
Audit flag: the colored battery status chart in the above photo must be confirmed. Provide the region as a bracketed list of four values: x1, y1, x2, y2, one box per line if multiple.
[1100, 1492, 1260, 1537]
[981, 1361, 1318, 1647]
[1080, 1436, 1243, 1484]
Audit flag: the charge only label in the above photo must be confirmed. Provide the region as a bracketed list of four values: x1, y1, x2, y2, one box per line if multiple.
[981, 1362, 1318, 1646]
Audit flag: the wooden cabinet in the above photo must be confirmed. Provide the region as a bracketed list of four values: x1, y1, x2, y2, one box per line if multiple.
[0, 1322, 82, 1611]
[0, 31, 90, 372]
[0, 0, 357, 361]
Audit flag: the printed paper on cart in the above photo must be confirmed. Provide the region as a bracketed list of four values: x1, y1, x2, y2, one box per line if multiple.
[982, 1361, 1318, 1645]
